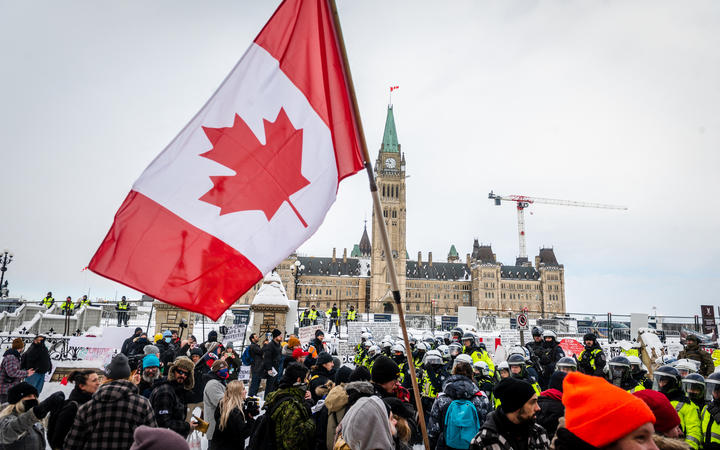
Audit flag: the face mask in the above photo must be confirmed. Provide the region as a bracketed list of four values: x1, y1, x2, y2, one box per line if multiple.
[165, 338, 171, 343]
[22, 399, 38, 410]
[217, 368, 229, 379]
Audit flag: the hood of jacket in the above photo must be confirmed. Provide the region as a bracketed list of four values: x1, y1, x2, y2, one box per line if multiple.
[94, 379, 139, 403]
[653, 434, 691, 450]
[324, 385, 349, 413]
[2, 348, 19, 359]
[340, 396, 394, 450]
[442, 374, 480, 399]
[264, 386, 305, 409]
[68, 386, 94, 405]
[540, 388, 563, 401]
[167, 356, 195, 390]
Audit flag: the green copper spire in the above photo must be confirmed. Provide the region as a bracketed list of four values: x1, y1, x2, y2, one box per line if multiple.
[448, 245, 458, 258]
[381, 105, 399, 153]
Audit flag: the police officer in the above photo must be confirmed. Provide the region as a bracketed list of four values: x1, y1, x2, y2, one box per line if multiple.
[556, 357, 577, 374]
[307, 305, 318, 325]
[413, 342, 428, 370]
[390, 343, 410, 388]
[654, 365, 702, 449]
[354, 331, 371, 364]
[346, 305, 357, 323]
[701, 372, 720, 447]
[461, 332, 495, 377]
[627, 355, 653, 389]
[420, 350, 446, 413]
[60, 296, 75, 316]
[525, 326, 544, 368]
[76, 295, 91, 309]
[607, 356, 644, 393]
[473, 360, 495, 399]
[507, 353, 542, 395]
[536, 330, 565, 389]
[326, 303, 339, 333]
[577, 333, 606, 377]
[116, 296, 129, 327]
[362, 344, 381, 371]
[678, 335, 715, 377]
[41, 292, 54, 309]
[682, 373, 707, 411]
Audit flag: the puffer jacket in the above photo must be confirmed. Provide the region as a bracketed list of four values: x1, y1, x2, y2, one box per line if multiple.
[428, 374, 491, 450]
[19, 344, 51, 375]
[263, 386, 315, 450]
[309, 366, 336, 403]
[0, 407, 44, 450]
[64, 380, 156, 450]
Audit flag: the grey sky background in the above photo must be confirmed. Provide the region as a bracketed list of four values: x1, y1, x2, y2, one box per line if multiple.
[1, 1, 718, 317]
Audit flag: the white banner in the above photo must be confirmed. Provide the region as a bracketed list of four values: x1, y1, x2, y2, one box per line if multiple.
[223, 324, 247, 346]
[237, 365, 251, 381]
[298, 325, 324, 345]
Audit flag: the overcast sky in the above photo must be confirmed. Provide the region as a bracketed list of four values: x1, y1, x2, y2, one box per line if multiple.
[2, 1, 718, 318]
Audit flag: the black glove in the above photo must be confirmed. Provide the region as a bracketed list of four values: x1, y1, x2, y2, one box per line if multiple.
[33, 391, 65, 419]
[244, 397, 260, 418]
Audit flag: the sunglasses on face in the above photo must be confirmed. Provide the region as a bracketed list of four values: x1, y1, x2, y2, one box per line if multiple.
[175, 369, 190, 377]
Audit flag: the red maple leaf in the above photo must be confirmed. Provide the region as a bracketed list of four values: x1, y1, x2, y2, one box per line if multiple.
[199, 108, 310, 227]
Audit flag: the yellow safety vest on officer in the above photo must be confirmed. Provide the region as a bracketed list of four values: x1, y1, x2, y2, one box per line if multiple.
[464, 347, 496, 378]
[702, 404, 720, 447]
[578, 347, 605, 375]
[60, 300, 75, 313]
[307, 309, 318, 321]
[627, 384, 646, 394]
[347, 309, 356, 321]
[42, 295, 54, 308]
[118, 301, 129, 311]
[77, 297, 91, 308]
[671, 399, 702, 449]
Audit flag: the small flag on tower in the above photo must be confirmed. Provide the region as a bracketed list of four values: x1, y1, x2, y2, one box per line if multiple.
[390, 85, 399, 92]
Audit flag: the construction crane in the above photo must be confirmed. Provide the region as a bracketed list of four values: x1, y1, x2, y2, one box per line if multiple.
[488, 191, 628, 262]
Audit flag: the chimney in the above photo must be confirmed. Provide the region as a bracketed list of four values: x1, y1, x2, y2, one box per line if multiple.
[343, 248, 347, 263]
[466, 253, 471, 268]
[428, 252, 433, 267]
[418, 251, 422, 267]
[332, 248, 336, 263]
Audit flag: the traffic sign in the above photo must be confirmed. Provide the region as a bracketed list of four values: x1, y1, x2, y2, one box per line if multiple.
[517, 313, 528, 329]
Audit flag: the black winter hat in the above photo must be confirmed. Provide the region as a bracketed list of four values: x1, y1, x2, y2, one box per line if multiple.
[549, 371, 567, 392]
[371, 355, 400, 384]
[280, 362, 309, 385]
[316, 352, 333, 366]
[349, 365, 371, 382]
[583, 333, 596, 342]
[335, 365, 353, 384]
[315, 329, 325, 338]
[382, 397, 414, 421]
[271, 329, 282, 339]
[208, 330, 218, 342]
[493, 377, 535, 413]
[7, 382, 38, 405]
[105, 353, 131, 380]
[190, 348, 204, 357]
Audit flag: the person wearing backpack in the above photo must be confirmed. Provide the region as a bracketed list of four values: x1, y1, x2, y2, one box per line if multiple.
[428, 357, 491, 450]
[249, 362, 314, 450]
[47, 369, 100, 449]
[469, 377, 550, 450]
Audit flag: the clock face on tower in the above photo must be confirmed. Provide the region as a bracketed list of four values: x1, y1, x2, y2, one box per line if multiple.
[385, 157, 397, 169]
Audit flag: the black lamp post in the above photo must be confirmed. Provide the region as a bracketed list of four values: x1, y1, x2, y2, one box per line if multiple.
[0, 249, 14, 298]
[292, 260, 305, 325]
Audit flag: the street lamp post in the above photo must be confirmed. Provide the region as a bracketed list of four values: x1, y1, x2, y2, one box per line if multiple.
[292, 260, 305, 326]
[0, 250, 14, 298]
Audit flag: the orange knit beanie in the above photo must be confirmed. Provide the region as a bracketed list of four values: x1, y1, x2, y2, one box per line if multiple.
[563, 372, 655, 447]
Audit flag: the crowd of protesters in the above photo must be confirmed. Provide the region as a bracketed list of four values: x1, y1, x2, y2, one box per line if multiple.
[0, 322, 718, 449]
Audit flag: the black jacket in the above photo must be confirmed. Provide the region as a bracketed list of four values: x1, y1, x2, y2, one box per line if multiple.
[249, 342, 264, 374]
[149, 379, 190, 438]
[212, 406, 254, 450]
[130, 337, 151, 356]
[155, 341, 177, 374]
[47, 387, 93, 449]
[470, 409, 551, 450]
[262, 340, 282, 372]
[536, 390, 564, 438]
[20, 342, 52, 374]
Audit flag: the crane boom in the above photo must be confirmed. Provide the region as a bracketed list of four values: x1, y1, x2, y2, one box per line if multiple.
[488, 191, 628, 261]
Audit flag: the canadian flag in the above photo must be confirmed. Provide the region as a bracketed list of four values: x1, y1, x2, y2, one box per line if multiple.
[89, 0, 365, 320]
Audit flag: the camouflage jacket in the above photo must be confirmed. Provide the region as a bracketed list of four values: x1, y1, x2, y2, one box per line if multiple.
[265, 386, 315, 450]
[678, 346, 715, 376]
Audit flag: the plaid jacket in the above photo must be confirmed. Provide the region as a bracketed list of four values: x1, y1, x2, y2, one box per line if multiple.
[0, 350, 29, 398]
[469, 410, 550, 450]
[63, 380, 157, 450]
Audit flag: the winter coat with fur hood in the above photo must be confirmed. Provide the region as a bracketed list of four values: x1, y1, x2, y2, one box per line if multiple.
[317, 381, 375, 450]
[148, 357, 194, 438]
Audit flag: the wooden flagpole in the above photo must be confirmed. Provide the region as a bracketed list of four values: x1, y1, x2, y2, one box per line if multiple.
[328, 2, 431, 449]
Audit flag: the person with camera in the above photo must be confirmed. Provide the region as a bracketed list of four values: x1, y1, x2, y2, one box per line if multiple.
[211, 380, 258, 450]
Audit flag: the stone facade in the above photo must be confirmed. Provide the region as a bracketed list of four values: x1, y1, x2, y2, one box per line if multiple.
[233, 105, 567, 319]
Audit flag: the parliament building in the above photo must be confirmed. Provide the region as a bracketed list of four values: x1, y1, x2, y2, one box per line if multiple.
[235, 105, 567, 318]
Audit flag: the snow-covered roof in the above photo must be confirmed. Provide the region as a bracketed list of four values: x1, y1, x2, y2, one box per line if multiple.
[251, 271, 290, 307]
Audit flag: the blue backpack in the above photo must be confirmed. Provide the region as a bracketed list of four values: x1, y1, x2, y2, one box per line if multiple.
[444, 399, 480, 449]
[241, 346, 253, 366]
